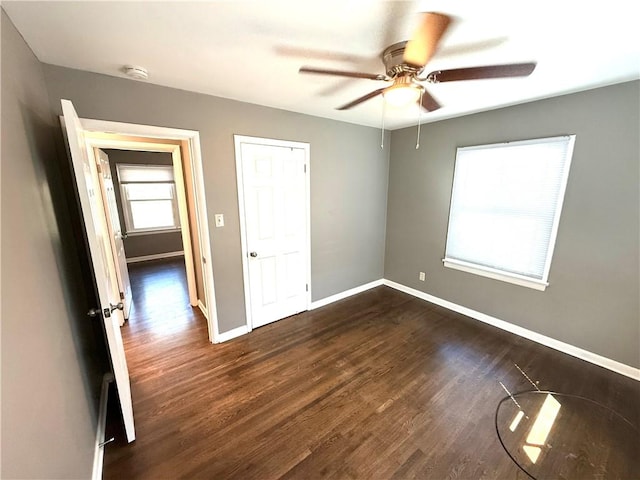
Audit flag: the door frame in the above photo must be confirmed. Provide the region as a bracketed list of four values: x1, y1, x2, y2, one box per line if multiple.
[233, 135, 312, 332]
[82, 118, 220, 343]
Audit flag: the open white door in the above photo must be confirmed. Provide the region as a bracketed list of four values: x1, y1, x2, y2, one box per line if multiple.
[94, 148, 133, 323]
[61, 100, 136, 442]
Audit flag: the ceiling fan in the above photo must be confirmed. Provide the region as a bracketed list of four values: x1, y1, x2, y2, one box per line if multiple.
[299, 12, 536, 112]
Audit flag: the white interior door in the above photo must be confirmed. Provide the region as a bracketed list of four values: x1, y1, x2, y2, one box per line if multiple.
[95, 148, 133, 323]
[236, 138, 310, 329]
[61, 99, 136, 443]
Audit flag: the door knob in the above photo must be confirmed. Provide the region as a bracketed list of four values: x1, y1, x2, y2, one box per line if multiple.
[110, 302, 124, 313]
[249, 251, 258, 257]
[87, 302, 124, 318]
[87, 303, 123, 318]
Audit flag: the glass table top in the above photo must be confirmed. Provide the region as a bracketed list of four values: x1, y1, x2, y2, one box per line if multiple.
[495, 390, 639, 479]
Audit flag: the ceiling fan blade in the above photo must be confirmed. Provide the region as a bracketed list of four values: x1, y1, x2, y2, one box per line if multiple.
[337, 88, 386, 110]
[428, 63, 536, 83]
[420, 88, 441, 112]
[403, 12, 452, 68]
[300, 66, 388, 81]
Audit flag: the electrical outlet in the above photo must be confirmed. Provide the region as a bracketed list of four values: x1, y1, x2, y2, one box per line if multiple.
[419, 272, 426, 281]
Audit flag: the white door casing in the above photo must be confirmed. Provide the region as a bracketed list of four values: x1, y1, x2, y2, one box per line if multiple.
[235, 136, 311, 330]
[60, 100, 136, 442]
[94, 149, 133, 323]
[78, 118, 219, 343]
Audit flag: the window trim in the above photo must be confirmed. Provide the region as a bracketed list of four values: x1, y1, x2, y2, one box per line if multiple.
[442, 135, 576, 291]
[116, 163, 182, 235]
[443, 258, 549, 291]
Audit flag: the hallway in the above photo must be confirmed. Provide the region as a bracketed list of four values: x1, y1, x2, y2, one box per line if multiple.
[124, 258, 203, 338]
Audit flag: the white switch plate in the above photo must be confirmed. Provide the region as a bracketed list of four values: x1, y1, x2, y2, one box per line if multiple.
[419, 272, 426, 281]
[215, 214, 224, 227]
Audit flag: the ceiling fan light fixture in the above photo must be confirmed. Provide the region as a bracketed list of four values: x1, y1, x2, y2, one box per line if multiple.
[383, 83, 421, 107]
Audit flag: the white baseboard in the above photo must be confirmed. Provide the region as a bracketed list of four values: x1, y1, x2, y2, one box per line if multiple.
[198, 300, 209, 319]
[126, 251, 184, 264]
[213, 279, 384, 343]
[383, 279, 640, 381]
[92, 373, 114, 480]
[216, 280, 383, 343]
[310, 279, 384, 310]
[215, 325, 250, 343]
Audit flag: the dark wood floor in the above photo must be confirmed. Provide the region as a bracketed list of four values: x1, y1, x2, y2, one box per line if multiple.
[104, 259, 639, 479]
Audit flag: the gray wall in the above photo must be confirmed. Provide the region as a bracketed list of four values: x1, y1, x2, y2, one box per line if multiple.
[1, 11, 106, 478]
[44, 65, 390, 333]
[103, 149, 184, 258]
[385, 81, 640, 368]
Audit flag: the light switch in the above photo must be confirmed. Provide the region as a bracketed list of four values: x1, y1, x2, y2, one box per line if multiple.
[215, 214, 224, 227]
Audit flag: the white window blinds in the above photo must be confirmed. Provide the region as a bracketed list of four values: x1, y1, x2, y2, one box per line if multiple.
[443, 135, 575, 290]
[117, 164, 174, 183]
[116, 163, 180, 234]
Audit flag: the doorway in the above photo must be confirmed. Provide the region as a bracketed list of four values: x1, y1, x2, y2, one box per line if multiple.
[94, 147, 198, 335]
[234, 135, 311, 330]
[61, 101, 219, 446]
[81, 121, 220, 342]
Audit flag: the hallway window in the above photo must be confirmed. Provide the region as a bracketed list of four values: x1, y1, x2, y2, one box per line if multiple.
[117, 164, 181, 233]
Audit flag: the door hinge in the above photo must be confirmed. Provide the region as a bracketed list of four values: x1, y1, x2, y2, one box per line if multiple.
[303, 164, 307, 173]
[119, 291, 125, 300]
[96, 163, 102, 174]
[306, 283, 309, 292]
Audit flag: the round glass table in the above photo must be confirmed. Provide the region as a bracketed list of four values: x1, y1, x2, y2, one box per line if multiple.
[495, 390, 639, 479]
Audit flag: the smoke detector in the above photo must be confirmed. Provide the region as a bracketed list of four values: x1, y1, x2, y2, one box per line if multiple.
[123, 65, 148, 80]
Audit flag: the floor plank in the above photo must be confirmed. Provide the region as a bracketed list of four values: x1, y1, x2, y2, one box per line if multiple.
[104, 259, 639, 479]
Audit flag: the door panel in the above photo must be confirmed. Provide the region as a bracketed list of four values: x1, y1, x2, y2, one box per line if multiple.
[95, 149, 133, 322]
[61, 100, 136, 442]
[239, 141, 309, 328]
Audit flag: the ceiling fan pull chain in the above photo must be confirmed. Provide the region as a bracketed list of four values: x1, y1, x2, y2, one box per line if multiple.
[416, 90, 423, 149]
[380, 99, 386, 149]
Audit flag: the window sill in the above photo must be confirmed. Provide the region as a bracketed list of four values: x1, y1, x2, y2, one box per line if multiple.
[125, 228, 182, 237]
[442, 259, 548, 291]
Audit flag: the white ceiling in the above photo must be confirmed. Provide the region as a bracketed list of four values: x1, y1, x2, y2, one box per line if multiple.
[4, 0, 640, 130]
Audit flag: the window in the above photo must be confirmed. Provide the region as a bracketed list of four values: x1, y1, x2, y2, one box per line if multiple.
[443, 135, 575, 291]
[116, 164, 181, 234]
